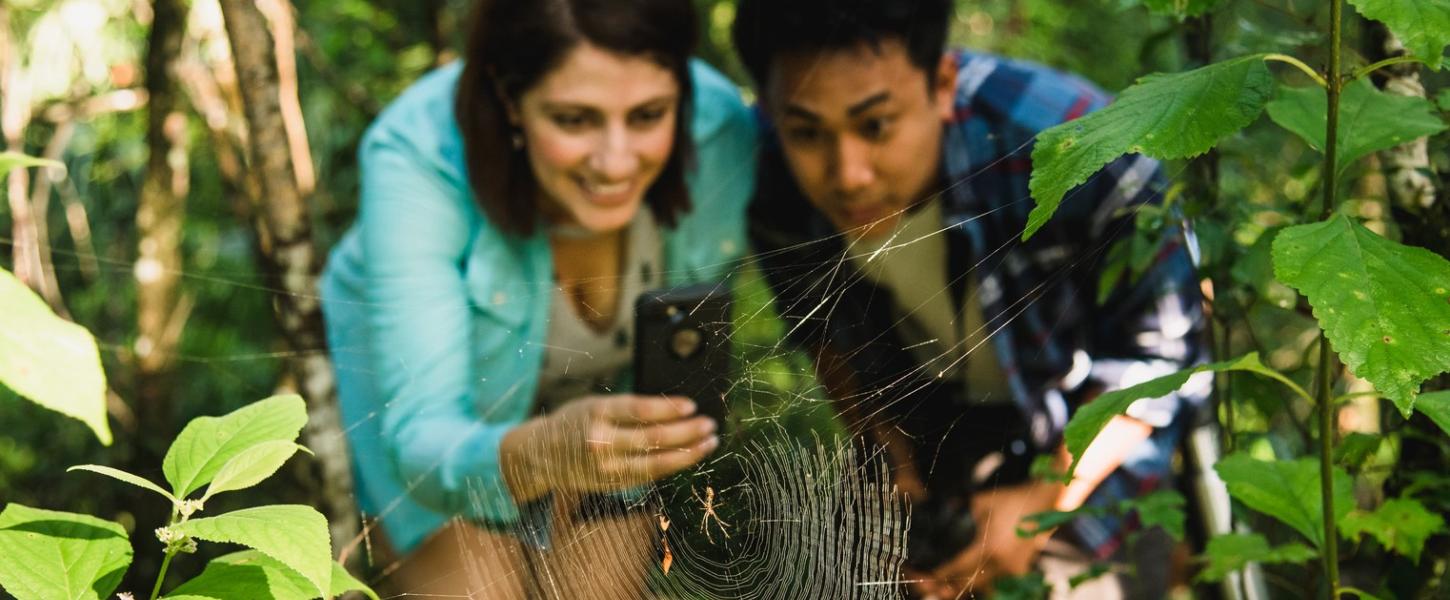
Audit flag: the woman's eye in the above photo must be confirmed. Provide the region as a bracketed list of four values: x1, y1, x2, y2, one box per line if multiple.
[784, 126, 822, 144]
[629, 107, 669, 126]
[550, 113, 590, 130]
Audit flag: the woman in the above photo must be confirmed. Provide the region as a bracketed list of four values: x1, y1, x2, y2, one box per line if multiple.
[320, 0, 755, 595]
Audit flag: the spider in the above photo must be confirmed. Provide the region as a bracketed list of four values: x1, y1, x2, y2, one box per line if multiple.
[693, 485, 730, 543]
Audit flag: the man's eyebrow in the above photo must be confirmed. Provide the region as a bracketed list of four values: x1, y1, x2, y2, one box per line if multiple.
[781, 91, 892, 121]
[847, 92, 891, 116]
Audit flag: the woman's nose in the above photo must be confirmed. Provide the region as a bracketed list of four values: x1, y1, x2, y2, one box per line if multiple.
[588, 125, 640, 180]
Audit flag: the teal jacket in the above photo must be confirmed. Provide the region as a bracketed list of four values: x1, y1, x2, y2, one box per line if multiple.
[321, 60, 756, 553]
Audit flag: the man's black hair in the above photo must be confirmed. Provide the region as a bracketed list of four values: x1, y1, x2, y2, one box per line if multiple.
[731, 0, 954, 89]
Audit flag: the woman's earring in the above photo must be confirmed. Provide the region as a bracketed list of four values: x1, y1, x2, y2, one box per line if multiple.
[511, 130, 525, 150]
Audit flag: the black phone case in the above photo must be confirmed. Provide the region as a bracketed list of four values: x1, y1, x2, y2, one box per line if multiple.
[633, 283, 732, 428]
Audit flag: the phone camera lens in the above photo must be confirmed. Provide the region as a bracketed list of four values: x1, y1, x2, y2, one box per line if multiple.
[670, 328, 703, 359]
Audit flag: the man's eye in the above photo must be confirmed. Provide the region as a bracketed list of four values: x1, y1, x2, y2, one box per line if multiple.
[861, 117, 892, 140]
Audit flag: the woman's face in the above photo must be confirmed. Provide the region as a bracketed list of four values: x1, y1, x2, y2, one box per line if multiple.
[514, 42, 680, 234]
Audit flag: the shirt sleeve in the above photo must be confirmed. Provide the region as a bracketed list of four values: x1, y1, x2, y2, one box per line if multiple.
[355, 124, 526, 524]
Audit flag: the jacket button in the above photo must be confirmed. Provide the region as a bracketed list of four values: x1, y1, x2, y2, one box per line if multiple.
[493, 292, 508, 306]
[720, 239, 737, 255]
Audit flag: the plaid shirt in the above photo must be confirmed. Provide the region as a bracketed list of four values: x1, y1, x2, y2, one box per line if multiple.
[748, 50, 1208, 557]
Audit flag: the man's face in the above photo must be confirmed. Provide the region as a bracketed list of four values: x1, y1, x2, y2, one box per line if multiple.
[765, 40, 955, 240]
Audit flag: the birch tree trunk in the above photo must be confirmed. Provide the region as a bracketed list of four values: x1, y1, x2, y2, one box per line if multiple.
[136, 0, 191, 430]
[218, 0, 358, 553]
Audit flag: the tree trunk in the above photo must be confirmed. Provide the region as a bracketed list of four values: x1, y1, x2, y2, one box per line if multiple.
[136, 0, 190, 432]
[218, 0, 358, 554]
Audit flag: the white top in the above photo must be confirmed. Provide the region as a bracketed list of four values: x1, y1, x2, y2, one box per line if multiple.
[536, 211, 663, 411]
[846, 197, 1011, 403]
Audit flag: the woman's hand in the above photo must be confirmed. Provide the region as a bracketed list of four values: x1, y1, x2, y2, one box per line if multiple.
[501, 395, 719, 503]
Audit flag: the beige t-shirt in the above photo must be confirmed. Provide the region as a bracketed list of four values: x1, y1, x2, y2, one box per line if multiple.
[846, 197, 1011, 403]
[536, 212, 663, 411]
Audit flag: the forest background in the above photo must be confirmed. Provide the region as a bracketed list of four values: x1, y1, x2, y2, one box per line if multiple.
[1, 0, 1448, 598]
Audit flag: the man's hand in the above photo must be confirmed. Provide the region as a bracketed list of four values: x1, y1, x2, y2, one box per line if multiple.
[905, 478, 1063, 599]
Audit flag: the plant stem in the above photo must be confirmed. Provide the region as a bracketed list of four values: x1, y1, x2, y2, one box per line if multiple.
[1317, 1, 1343, 596]
[149, 550, 176, 600]
[1265, 53, 1329, 87]
[1317, 334, 1338, 596]
[1349, 55, 1423, 82]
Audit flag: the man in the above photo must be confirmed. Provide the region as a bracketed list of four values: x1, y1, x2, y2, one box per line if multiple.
[732, 1, 1207, 597]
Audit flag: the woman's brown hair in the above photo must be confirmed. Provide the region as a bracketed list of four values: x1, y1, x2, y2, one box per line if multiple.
[455, 0, 699, 236]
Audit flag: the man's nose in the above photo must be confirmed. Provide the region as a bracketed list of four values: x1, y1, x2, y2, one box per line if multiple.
[831, 137, 876, 194]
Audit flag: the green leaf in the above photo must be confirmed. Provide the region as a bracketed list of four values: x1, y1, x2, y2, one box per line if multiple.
[0, 504, 132, 600]
[1415, 390, 1450, 438]
[1064, 353, 1302, 476]
[1265, 79, 1447, 179]
[163, 395, 308, 497]
[201, 441, 305, 503]
[1340, 497, 1446, 563]
[992, 572, 1050, 600]
[164, 551, 377, 600]
[1333, 433, 1384, 469]
[0, 152, 64, 177]
[175, 505, 331, 598]
[1346, 0, 1450, 70]
[0, 268, 110, 445]
[1125, 489, 1187, 541]
[1196, 533, 1316, 583]
[1141, 0, 1222, 18]
[1215, 454, 1353, 548]
[1340, 586, 1391, 600]
[1437, 88, 1450, 111]
[67, 465, 176, 503]
[1026, 55, 1273, 240]
[1068, 563, 1112, 589]
[1271, 215, 1450, 415]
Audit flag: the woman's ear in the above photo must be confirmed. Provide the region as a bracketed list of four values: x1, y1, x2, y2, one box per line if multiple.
[934, 52, 958, 122]
[488, 74, 521, 125]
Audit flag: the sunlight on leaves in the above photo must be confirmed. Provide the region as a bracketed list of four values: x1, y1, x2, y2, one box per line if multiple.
[1346, 0, 1450, 70]
[68, 464, 176, 503]
[0, 267, 111, 445]
[1341, 497, 1446, 563]
[0, 152, 64, 175]
[163, 550, 377, 600]
[0, 504, 132, 600]
[1196, 533, 1316, 583]
[1272, 215, 1450, 415]
[1026, 54, 1273, 240]
[200, 441, 306, 503]
[1266, 79, 1447, 179]
[175, 505, 331, 599]
[163, 394, 307, 497]
[1216, 454, 1352, 548]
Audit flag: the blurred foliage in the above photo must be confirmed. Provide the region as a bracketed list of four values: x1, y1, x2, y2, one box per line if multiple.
[0, 0, 1446, 597]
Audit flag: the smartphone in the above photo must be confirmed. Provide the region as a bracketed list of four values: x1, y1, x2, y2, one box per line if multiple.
[634, 283, 733, 428]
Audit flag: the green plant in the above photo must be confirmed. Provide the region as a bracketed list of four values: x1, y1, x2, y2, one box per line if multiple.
[0, 394, 377, 600]
[0, 153, 111, 446]
[1030, 1, 1450, 596]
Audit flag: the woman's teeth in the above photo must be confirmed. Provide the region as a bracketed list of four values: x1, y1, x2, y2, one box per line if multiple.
[584, 181, 630, 195]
